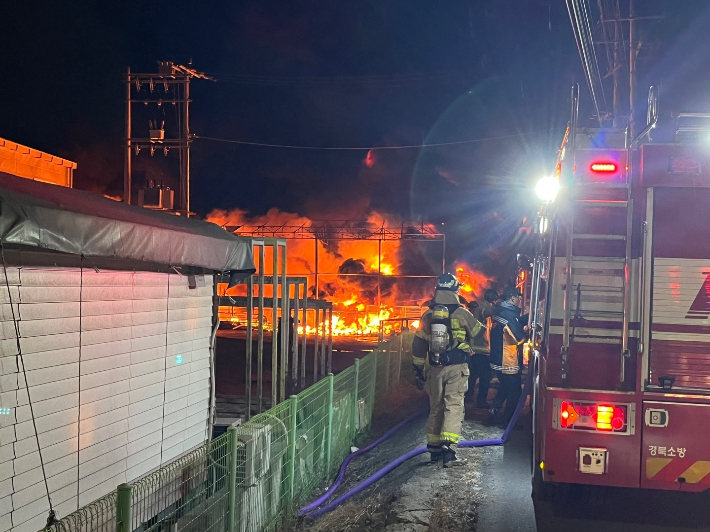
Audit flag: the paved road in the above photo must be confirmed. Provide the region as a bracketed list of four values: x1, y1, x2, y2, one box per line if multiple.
[475, 415, 537, 532]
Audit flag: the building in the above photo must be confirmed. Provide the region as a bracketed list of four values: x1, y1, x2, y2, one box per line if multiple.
[0, 138, 76, 187]
[0, 174, 254, 531]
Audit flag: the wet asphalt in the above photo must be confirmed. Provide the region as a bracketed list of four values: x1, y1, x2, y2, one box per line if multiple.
[475, 415, 537, 532]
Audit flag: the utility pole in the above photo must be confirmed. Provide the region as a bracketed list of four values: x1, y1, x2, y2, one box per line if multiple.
[612, 17, 621, 127]
[124, 67, 132, 204]
[124, 61, 213, 214]
[182, 75, 191, 214]
[628, 0, 636, 137]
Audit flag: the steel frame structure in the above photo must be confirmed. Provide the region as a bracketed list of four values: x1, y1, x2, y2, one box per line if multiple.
[227, 220, 446, 312]
[217, 238, 334, 420]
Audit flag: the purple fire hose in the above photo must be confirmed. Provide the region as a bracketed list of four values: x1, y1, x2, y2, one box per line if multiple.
[304, 370, 533, 519]
[299, 409, 427, 515]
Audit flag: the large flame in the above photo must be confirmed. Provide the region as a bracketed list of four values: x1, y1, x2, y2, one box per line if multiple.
[208, 208, 493, 336]
[454, 263, 495, 302]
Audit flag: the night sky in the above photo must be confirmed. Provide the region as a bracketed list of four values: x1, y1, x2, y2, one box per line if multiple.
[2, 1, 708, 268]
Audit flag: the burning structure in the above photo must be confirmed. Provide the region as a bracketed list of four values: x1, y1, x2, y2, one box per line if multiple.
[207, 209, 494, 424]
[209, 209, 493, 337]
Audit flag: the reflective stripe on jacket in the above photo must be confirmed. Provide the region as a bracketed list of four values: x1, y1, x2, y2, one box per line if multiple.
[412, 289, 484, 367]
[489, 301, 526, 374]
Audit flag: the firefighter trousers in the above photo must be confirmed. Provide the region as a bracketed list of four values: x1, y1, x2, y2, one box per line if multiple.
[493, 371, 522, 426]
[466, 353, 491, 406]
[424, 362, 469, 449]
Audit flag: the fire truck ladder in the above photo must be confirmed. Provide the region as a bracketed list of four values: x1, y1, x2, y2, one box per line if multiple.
[560, 91, 633, 390]
[561, 187, 632, 390]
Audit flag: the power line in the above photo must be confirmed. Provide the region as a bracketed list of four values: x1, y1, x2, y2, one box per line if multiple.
[192, 129, 560, 151]
[205, 71, 478, 87]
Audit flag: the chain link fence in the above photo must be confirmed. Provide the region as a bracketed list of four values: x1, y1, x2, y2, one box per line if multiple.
[42, 337, 407, 532]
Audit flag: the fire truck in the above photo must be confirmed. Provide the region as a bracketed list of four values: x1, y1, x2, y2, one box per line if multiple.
[528, 84, 710, 502]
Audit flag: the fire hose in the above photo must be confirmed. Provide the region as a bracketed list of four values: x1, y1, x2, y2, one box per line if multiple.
[301, 369, 533, 518]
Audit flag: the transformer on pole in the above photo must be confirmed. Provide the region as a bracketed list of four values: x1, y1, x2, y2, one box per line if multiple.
[124, 61, 213, 214]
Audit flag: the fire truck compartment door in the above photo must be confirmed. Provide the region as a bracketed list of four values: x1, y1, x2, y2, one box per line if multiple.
[642, 401, 710, 492]
[650, 187, 710, 390]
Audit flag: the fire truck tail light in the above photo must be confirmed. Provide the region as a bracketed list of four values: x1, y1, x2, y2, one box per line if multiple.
[560, 401, 579, 428]
[596, 405, 614, 431]
[557, 401, 628, 433]
[590, 162, 618, 173]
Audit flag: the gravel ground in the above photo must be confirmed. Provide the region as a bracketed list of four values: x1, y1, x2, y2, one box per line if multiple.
[288, 383, 506, 532]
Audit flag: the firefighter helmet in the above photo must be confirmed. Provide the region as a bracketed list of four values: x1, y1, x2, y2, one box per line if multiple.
[436, 273, 460, 292]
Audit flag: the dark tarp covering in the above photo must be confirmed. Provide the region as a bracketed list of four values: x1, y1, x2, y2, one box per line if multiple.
[0, 173, 255, 275]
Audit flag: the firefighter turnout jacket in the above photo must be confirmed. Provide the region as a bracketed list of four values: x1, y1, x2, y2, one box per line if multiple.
[412, 289, 484, 449]
[489, 301, 526, 374]
[412, 289, 485, 369]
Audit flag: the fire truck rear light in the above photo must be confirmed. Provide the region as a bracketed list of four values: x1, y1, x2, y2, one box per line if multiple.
[557, 401, 629, 433]
[612, 406, 626, 430]
[590, 162, 617, 172]
[560, 401, 579, 428]
[597, 405, 614, 431]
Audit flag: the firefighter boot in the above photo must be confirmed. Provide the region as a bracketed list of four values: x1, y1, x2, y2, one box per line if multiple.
[441, 444, 467, 468]
[427, 445, 443, 463]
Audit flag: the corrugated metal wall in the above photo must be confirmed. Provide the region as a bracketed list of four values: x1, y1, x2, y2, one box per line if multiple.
[0, 268, 214, 532]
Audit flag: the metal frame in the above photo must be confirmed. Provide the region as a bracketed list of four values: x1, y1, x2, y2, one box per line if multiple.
[214, 223, 444, 420]
[124, 62, 214, 213]
[561, 84, 580, 385]
[225, 220, 446, 317]
[640, 187, 654, 389]
[221, 285, 332, 398]
[217, 236, 336, 419]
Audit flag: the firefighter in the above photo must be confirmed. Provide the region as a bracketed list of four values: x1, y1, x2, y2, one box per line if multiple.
[488, 286, 527, 428]
[465, 289, 498, 407]
[412, 273, 485, 467]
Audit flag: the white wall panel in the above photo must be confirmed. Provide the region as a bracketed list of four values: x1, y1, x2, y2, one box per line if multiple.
[0, 268, 213, 530]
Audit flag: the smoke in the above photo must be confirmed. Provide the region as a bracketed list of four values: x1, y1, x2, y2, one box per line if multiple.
[207, 207, 494, 308]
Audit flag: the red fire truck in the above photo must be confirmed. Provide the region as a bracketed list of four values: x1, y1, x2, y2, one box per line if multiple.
[528, 84, 710, 502]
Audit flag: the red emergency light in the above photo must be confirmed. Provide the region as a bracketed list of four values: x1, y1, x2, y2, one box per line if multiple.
[558, 401, 628, 433]
[590, 162, 618, 173]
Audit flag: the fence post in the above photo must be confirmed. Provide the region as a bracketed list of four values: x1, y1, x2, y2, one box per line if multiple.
[383, 345, 391, 394]
[116, 483, 132, 532]
[371, 352, 378, 414]
[325, 373, 335, 474]
[395, 334, 403, 385]
[287, 394, 298, 503]
[351, 358, 360, 440]
[227, 425, 239, 532]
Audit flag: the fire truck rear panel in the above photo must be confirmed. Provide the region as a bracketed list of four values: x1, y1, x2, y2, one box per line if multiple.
[542, 388, 641, 487]
[642, 401, 710, 491]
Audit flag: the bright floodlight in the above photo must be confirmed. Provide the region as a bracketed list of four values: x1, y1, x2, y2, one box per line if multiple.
[535, 176, 560, 203]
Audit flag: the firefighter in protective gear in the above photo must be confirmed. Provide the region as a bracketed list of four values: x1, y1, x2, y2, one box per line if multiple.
[465, 288, 498, 407]
[489, 286, 527, 427]
[412, 273, 485, 467]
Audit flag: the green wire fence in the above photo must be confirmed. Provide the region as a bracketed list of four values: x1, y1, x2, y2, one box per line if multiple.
[42, 336, 408, 532]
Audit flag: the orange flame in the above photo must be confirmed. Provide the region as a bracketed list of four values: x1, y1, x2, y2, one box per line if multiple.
[455, 263, 495, 301]
[209, 208, 493, 336]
